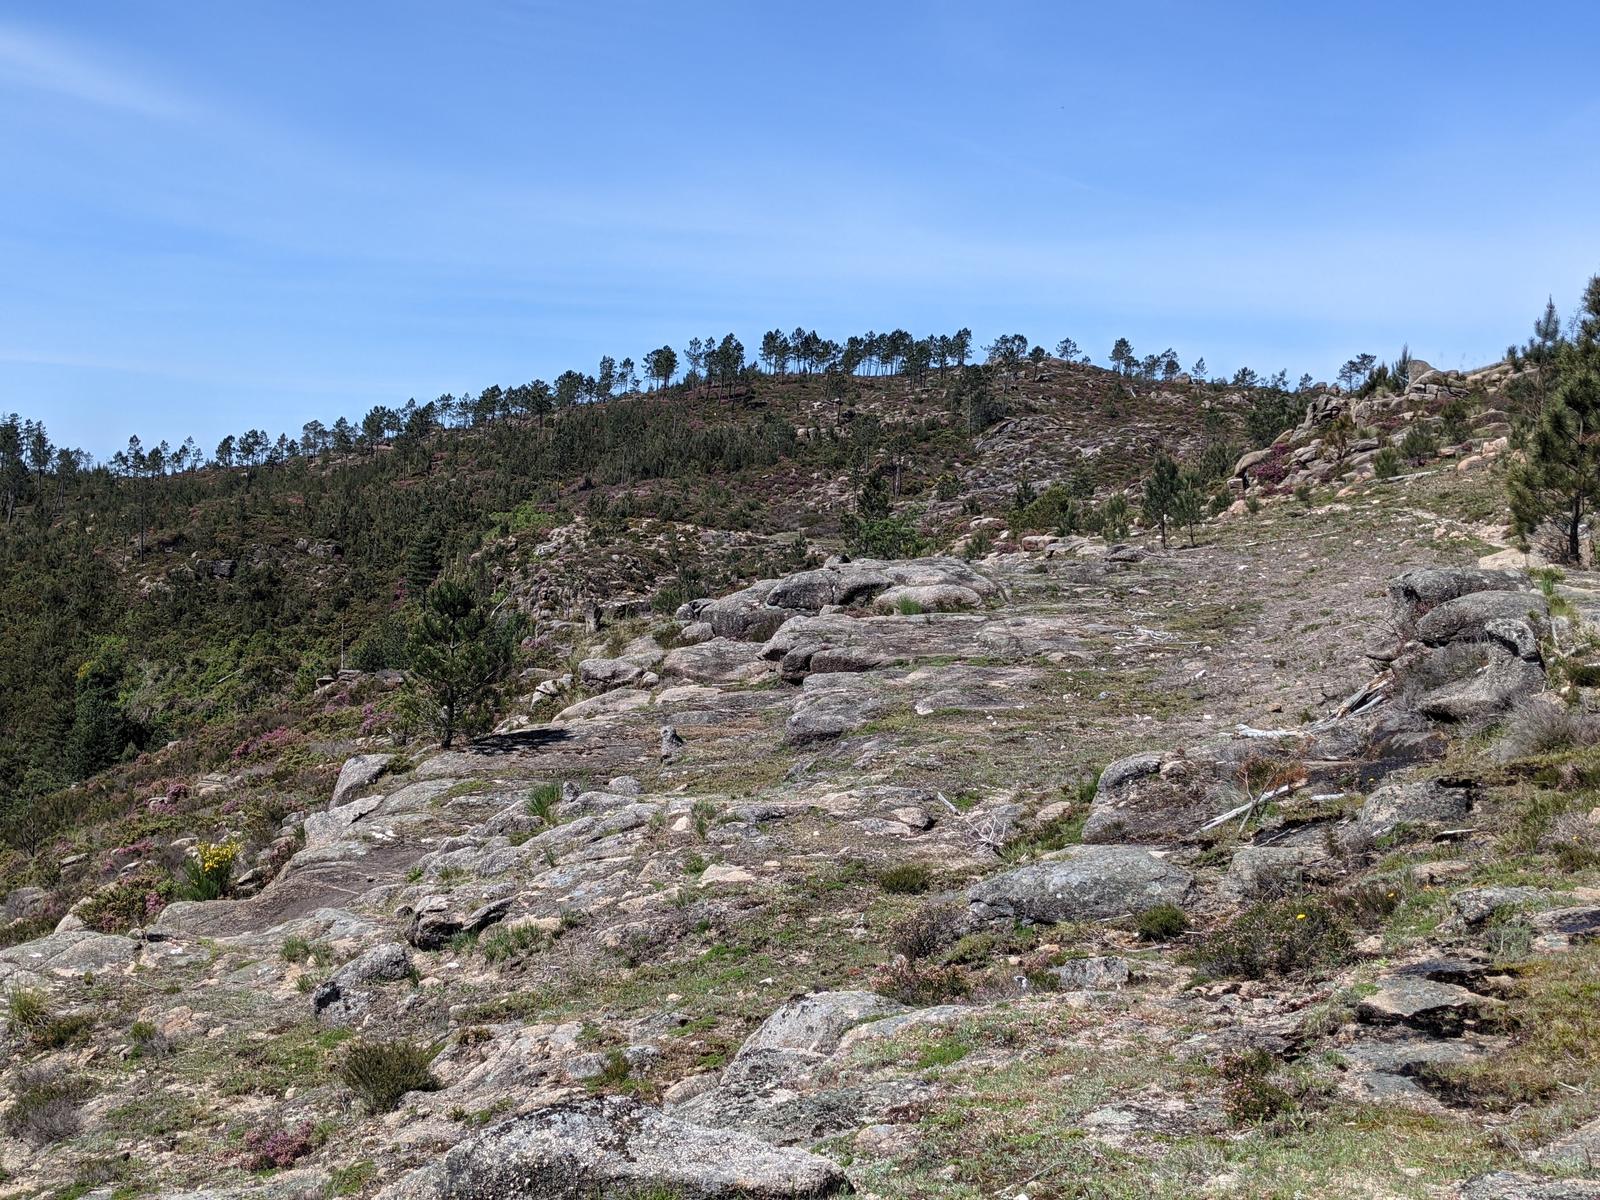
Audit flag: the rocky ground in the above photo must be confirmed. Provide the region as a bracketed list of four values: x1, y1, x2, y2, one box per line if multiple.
[7, 368, 1600, 1199]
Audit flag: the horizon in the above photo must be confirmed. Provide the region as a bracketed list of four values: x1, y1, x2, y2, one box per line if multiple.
[6, 0, 1600, 457]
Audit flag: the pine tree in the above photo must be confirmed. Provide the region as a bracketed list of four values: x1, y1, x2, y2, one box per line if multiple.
[1170, 478, 1204, 546]
[69, 640, 131, 778]
[407, 580, 522, 749]
[1142, 453, 1182, 548]
[1509, 276, 1600, 562]
[405, 528, 443, 596]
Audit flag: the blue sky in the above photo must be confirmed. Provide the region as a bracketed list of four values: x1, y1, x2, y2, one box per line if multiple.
[5, 1, 1600, 458]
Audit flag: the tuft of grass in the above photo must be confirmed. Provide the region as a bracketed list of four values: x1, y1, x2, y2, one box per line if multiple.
[327, 1161, 378, 1196]
[479, 922, 549, 963]
[337, 1039, 441, 1113]
[526, 782, 561, 825]
[1136, 903, 1189, 942]
[587, 1047, 636, 1093]
[6, 985, 50, 1036]
[5, 987, 92, 1048]
[1495, 701, 1600, 762]
[281, 934, 333, 966]
[878, 862, 934, 895]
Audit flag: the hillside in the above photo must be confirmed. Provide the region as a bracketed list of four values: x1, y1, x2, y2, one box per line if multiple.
[5, 347, 1600, 1200]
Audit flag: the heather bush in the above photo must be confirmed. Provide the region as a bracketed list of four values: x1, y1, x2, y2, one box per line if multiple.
[79, 870, 174, 932]
[3, 1067, 90, 1145]
[1192, 896, 1352, 980]
[873, 958, 971, 1006]
[239, 1120, 322, 1171]
[889, 904, 961, 961]
[338, 1040, 440, 1113]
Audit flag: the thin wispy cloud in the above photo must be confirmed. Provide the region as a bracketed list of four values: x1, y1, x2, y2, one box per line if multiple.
[0, 22, 191, 120]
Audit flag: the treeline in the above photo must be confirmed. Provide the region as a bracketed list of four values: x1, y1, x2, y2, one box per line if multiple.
[4, 323, 1351, 495]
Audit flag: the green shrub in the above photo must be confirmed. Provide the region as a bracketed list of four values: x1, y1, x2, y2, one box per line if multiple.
[916, 1035, 972, 1069]
[328, 1162, 379, 1196]
[999, 807, 1087, 864]
[1373, 445, 1402, 479]
[338, 1040, 441, 1113]
[1098, 494, 1131, 541]
[942, 930, 1003, 966]
[1192, 896, 1352, 980]
[32, 1011, 94, 1049]
[1136, 903, 1189, 942]
[128, 1019, 172, 1059]
[878, 862, 934, 895]
[894, 596, 926, 616]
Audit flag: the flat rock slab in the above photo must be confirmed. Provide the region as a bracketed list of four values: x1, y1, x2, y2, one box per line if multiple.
[0, 929, 139, 984]
[1415, 590, 1548, 646]
[1532, 1114, 1600, 1170]
[739, 990, 903, 1059]
[663, 638, 774, 685]
[1338, 1031, 1497, 1100]
[1460, 1174, 1600, 1200]
[374, 1095, 849, 1199]
[1357, 975, 1499, 1035]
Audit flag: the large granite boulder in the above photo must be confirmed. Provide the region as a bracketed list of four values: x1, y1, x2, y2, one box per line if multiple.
[967, 845, 1192, 923]
[1389, 567, 1525, 619]
[331, 753, 395, 806]
[1081, 743, 1268, 844]
[1414, 590, 1549, 648]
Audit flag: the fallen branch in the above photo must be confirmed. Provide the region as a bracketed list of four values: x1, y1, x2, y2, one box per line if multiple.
[1197, 780, 1303, 834]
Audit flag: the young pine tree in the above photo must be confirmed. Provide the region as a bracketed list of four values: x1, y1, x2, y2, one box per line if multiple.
[1509, 275, 1600, 563]
[1142, 453, 1183, 548]
[407, 580, 522, 749]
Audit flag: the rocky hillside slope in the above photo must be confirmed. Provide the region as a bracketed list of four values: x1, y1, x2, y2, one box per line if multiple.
[6, 363, 1600, 1200]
